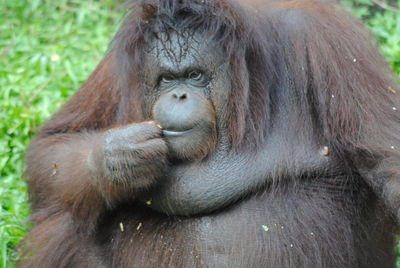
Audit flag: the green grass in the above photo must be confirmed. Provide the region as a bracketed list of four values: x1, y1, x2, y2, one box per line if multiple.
[0, 1, 399, 267]
[0, 0, 123, 266]
[341, 0, 400, 76]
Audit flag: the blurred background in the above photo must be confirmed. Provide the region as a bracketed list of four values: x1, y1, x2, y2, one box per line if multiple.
[0, 0, 399, 267]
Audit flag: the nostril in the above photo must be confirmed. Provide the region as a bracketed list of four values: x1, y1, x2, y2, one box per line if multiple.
[172, 93, 188, 101]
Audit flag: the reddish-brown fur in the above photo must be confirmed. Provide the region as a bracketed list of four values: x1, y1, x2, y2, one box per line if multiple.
[21, 0, 400, 267]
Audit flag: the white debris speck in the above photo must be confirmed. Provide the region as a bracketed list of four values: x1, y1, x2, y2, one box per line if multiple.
[262, 225, 269, 232]
[51, 162, 58, 176]
[136, 222, 142, 231]
[145, 200, 152, 205]
[119, 222, 124, 232]
[391, 146, 395, 150]
[331, 95, 335, 98]
[290, 244, 294, 248]
[320, 146, 329, 157]
[392, 107, 397, 111]
[353, 58, 357, 63]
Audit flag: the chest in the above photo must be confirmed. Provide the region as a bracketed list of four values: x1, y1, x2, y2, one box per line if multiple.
[98, 180, 395, 268]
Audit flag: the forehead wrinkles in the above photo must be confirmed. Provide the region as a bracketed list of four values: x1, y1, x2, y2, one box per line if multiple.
[154, 31, 202, 67]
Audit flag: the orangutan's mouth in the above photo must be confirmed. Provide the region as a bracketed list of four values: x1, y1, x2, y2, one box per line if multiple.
[162, 128, 193, 137]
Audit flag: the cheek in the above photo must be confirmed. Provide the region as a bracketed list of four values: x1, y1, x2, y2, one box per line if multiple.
[140, 91, 160, 120]
[210, 70, 232, 119]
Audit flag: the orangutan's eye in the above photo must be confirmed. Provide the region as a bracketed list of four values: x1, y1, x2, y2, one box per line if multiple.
[188, 70, 203, 81]
[161, 74, 175, 83]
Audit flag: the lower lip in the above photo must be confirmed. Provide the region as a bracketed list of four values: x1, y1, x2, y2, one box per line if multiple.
[162, 129, 193, 137]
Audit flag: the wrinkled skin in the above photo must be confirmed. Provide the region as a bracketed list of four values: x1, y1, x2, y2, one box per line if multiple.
[144, 32, 221, 161]
[89, 122, 168, 186]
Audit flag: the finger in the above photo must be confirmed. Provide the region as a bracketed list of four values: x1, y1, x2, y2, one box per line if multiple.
[131, 138, 169, 158]
[112, 138, 168, 159]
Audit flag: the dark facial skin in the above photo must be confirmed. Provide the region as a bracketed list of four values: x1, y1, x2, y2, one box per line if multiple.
[141, 32, 223, 161]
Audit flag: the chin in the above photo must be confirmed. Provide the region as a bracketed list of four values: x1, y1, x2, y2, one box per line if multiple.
[162, 124, 216, 161]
